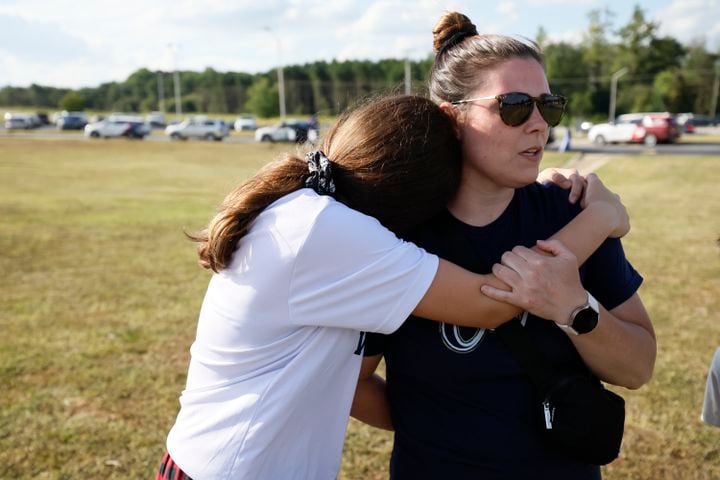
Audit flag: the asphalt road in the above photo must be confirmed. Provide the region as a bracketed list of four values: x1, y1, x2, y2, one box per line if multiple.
[3, 126, 720, 154]
[0, 126, 256, 143]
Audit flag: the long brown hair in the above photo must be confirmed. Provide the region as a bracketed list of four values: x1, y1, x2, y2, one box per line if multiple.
[429, 12, 543, 105]
[192, 95, 461, 272]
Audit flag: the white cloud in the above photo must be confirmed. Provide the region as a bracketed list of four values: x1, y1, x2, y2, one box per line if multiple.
[0, 0, 710, 89]
[655, 0, 720, 48]
[495, 1, 519, 22]
[546, 28, 585, 45]
[527, 0, 597, 4]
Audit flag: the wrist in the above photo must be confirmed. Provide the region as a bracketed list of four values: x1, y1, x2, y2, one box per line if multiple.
[555, 291, 601, 335]
[585, 201, 619, 237]
[555, 289, 591, 325]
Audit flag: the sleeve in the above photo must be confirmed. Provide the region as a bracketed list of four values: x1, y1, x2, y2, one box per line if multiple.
[363, 332, 388, 356]
[580, 237, 643, 310]
[288, 202, 439, 334]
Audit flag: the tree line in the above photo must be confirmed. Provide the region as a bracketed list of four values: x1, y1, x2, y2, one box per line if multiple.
[1, 6, 718, 122]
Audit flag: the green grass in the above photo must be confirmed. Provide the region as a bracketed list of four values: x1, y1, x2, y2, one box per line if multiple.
[1, 139, 719, 478]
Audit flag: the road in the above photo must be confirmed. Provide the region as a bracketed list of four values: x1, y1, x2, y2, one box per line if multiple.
[0, 126, 256, 144]
[3, 126, 720, 153]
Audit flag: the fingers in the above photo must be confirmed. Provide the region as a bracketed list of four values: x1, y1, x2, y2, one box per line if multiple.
[480, 284, 516, 303]
[550, 172, 571, 188]
[567, 174, 586, 204]
[492, 262, 521, 285]
[535, 239, 574, 260]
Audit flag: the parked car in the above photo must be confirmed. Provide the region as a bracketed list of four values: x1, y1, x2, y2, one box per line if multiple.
[588, 113, 680, 146]
[234, 114, 257, 131]
[56, 112, 88, 130]
[676, 113, 717, 133]
[36, 112, 50, 125]
[84, 115, 150, 139]
[165, 117, 229, 141]
[146, 111, 166, 128]
[254, 120, 318, 143]
[4, 112, 38, 129]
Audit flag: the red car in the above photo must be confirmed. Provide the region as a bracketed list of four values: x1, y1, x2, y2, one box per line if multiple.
[621, 113, 680, 146]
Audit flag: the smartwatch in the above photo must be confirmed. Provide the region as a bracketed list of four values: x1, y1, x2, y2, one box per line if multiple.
[557, 291, 600, 335]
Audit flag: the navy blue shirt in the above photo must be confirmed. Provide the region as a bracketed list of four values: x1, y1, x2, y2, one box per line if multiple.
[365, 183, 643, 480]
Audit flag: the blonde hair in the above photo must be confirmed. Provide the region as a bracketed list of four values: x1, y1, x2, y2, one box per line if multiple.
[429, 11, 544, 104]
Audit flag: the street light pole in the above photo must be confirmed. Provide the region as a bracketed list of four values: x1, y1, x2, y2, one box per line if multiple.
[404, 56, 411, 95]
[168, 44, 182, 117]
[157, 71, 165, 113]
[264, 27, 286, 121]
[709, 60, 720, 121]
[609, 67, 628, 123]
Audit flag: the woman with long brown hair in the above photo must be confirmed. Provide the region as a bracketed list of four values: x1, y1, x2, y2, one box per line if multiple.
[159, 94, 629, 479]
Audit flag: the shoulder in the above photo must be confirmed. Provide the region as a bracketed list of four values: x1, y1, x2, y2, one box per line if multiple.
[259, 188, 389, 248]
[516, 182, 580, 221]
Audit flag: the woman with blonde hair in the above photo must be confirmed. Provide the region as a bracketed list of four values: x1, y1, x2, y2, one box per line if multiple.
[356, 12, 656, 480]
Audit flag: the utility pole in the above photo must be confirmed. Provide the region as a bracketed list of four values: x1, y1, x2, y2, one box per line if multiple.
[173, 70, 182, 117]
[404, 57, 411, 95]
[157, 71, 165, 112]
[709, 60, 720, 121]
[609, 67, 628, 123]
[263, 27, 286, 121]
[168, 44, 182, 117]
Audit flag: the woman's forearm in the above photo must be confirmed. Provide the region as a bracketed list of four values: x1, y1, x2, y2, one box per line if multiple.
[414, 201, 619, 329]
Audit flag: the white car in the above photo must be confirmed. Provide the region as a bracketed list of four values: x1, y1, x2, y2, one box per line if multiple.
[587, 118, 641, 145]
[4, 112, 39, 129]
[146, 111, 166, 128]
[165, 117, 229, 141]
[234, 115, 257, 131]
[254, 120, 318, 143]
[84, 115, 150, 139]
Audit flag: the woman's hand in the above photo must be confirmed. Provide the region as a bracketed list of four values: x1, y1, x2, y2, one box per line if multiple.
[581, 174, 630, 238]
[537, 167, 585, 204]
[480, 239, 588, 324]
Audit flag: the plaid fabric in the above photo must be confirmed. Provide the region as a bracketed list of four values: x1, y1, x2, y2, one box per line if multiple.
[156, 452, 193, 480]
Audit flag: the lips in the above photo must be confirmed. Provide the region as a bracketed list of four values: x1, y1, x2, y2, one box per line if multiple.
[520, 145, 543, 156]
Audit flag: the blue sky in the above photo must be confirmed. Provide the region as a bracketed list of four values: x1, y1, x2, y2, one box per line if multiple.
[0, 0, 717, 89]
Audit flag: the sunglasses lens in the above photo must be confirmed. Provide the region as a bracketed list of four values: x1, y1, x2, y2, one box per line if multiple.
[538, 95, 567, 127]
[498, 93, 533, 127]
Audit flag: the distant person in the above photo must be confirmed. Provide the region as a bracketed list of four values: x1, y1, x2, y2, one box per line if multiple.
[308, 112, 320, 130]
[156, 95, 630, 480]
[702, 347, 720, 427]
[353, 12, 656, 480]
[559, 125, 572, 152]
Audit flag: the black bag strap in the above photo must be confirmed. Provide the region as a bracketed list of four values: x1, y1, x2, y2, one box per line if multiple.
[494, 320, 556, 397]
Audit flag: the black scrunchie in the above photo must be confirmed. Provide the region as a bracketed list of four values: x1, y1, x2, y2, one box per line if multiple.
[439, 29, 475, 56]
[305, 151, 336, 195]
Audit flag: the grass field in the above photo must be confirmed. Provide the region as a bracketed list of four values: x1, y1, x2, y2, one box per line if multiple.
[1, 138, 719, 479]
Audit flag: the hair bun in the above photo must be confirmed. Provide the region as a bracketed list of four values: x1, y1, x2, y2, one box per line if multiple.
[432, 12, 478, 55]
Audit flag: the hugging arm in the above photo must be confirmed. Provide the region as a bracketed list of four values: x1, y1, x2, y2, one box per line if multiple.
[352, 175, 632, 428]
[413, 174, 628, 329]
[351, 354, 393, 430]
[480, 176, 655, 388]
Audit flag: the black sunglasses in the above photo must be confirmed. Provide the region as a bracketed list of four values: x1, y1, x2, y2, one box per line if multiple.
[452, 92, 568, 127]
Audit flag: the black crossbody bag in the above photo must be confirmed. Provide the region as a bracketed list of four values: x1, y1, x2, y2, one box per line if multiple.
[495, 319, 625, 465]
[438, 212, 625, 465]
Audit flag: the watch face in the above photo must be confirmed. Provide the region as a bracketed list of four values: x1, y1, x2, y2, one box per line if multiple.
[572, 306, 599, 334]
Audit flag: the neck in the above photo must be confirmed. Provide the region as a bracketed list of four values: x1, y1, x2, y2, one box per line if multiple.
[447, 179, 515, 227]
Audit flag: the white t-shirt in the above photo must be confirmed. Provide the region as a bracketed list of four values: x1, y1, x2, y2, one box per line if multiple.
[167, 189, 438, 479]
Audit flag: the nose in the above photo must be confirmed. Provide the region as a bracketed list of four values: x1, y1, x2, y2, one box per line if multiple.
[524, 101, 549, 134]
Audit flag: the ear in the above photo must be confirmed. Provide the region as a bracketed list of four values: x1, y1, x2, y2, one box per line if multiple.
[439, 101, 463, 140]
